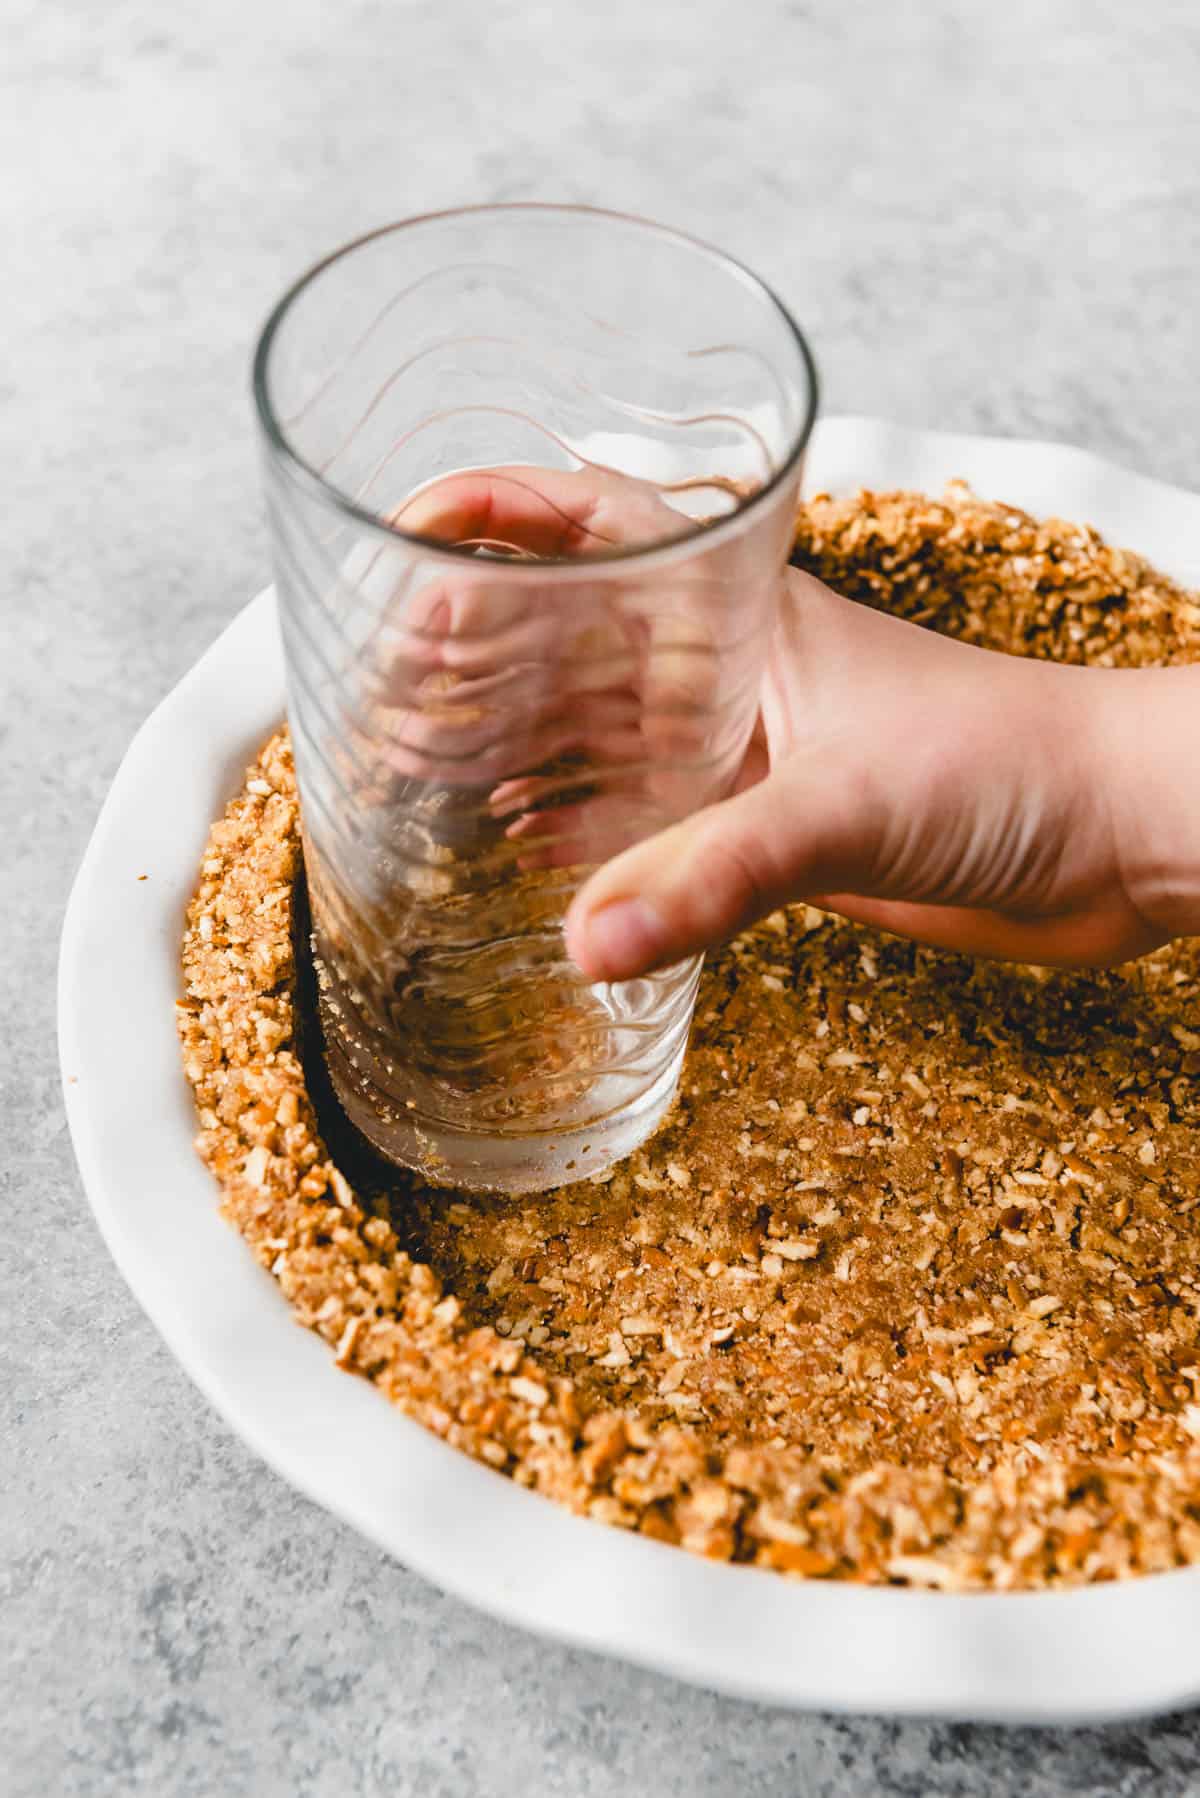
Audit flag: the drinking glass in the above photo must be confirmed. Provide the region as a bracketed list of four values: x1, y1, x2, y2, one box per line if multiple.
[254, 205, 817, 1192]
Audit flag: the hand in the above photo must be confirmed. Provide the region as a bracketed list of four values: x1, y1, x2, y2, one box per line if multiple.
[371, 464, 778, 866]
[566, 566, 1200, 978]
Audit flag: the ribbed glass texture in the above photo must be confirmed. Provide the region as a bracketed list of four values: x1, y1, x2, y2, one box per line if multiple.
[254, 207, 817, 1191]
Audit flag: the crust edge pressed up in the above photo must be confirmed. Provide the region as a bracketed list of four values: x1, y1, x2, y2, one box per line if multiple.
[177, 483, 1200, 1591]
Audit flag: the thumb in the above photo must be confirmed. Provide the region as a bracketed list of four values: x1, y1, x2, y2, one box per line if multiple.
[564, 759, 881, 980]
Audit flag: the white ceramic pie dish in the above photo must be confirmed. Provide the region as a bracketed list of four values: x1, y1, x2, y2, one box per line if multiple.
[59, 417, 1200, 1723]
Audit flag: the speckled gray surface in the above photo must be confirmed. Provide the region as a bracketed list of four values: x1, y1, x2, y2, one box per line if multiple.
[8, 0, 1200, 1791]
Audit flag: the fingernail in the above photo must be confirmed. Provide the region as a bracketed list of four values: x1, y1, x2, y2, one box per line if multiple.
[574, 897, 666, 979]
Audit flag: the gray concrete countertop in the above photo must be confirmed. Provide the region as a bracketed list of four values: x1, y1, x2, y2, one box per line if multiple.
[7, 1, 1200, 1791]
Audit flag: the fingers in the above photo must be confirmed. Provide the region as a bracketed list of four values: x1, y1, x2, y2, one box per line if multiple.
[390, 463, 686, 558]
[371, 466, 681, 784]
[565, 758, 877, 979]
[375, 616, 646, 782]
[374, 572, 567, 699]
[391, 466, 609, 557]
[374, 467, 726, 790]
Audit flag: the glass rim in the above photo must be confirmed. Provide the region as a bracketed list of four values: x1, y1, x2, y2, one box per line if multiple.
[252, 202, 820, 575]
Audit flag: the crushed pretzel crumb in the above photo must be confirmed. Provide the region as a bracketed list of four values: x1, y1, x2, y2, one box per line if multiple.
[176, 486, 1200, 1591]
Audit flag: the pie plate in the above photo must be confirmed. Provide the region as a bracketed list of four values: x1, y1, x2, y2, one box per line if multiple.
[58, 417, 1200, 1722]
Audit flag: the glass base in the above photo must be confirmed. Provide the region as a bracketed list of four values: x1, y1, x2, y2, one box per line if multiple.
[330, 1043, 688, 1195]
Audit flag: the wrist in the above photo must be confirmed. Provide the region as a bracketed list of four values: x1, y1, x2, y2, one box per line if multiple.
[1094, 667, 1200, 941]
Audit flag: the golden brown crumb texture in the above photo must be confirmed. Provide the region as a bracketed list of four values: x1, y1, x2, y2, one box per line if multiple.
[178, 483, 1200, 1589]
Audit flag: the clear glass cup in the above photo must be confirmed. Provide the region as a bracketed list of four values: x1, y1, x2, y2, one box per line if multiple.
[253, 205, 817, 1193]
